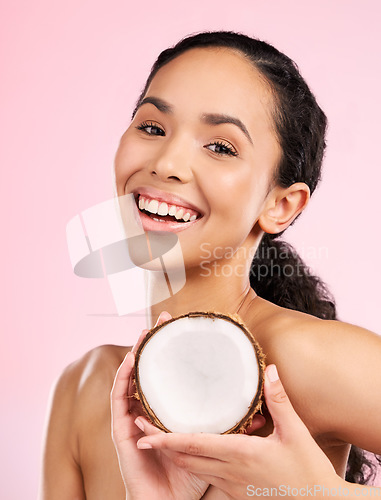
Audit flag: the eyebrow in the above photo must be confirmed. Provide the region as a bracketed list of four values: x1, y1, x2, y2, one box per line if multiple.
[137, 96, 253, 144]
[200, 113, 253, 144]
[138, 96, 174, 114]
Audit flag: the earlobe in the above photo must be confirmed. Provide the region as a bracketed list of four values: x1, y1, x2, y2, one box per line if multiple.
[258, 183, 310, 234]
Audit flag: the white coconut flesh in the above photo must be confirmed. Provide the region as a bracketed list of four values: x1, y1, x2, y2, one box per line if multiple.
[135, 314, 264, 434]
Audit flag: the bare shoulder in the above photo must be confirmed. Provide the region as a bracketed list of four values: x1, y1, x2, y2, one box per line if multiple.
[52, 344, 130, 414]
[39, 345, 130, 499]
[247, 297, 381, 451]
[69, 344, 130, 394]
[59, 345, 131, 437]
[248, 296, 380, 358]
[253, 297, 381, 369]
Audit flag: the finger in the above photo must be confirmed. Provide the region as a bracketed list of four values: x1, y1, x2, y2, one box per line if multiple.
[195, 474, 241, 500]
[264, 364, 308, 439]
[154, 310, 172, 326]
[136, 432, 255, 462]
[111, 351, 135, 421]
[132, 329, 149, 354]
[194, 474, 227, 492]
[134, 416, 163, 437]
[131, 311, 172, 354]
[148, 447, 229, 478]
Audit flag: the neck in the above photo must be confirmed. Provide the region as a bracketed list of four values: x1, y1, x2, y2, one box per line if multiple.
[146, 241, 259, 328]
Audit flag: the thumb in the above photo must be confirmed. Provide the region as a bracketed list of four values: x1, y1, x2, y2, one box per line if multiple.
[132, 311, 172, 354]
[155, 310, 172, 326]
[264, 364, 308, 440]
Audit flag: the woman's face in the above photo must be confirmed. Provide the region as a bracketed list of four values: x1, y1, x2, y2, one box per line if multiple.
[114, 47, 282, 268]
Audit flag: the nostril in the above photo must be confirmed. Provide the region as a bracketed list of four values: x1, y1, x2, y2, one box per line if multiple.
[151, 171, 181, 182]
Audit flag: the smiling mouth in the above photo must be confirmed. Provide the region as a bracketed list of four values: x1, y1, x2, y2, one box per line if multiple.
[135, 194, 202, 224]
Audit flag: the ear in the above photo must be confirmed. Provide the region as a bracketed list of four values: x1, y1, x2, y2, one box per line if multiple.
[258, 183, 310, 234]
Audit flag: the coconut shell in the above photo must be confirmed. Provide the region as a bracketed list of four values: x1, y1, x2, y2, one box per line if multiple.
[134, 311, 266, 434]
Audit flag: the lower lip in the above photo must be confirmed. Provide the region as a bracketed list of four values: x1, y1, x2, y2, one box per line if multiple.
[137, 208, 201, 233]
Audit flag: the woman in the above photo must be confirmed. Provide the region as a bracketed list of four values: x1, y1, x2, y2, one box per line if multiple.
[40, 31, 381, 499]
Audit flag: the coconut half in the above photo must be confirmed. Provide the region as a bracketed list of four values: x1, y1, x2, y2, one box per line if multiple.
[134, 311, 265, 434]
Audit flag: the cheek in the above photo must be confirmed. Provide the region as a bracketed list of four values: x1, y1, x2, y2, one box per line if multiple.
[206, 165, 269, 224]
[114, 135, 148, 193]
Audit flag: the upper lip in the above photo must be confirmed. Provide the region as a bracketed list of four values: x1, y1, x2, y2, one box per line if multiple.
[132, 186, 204, 216]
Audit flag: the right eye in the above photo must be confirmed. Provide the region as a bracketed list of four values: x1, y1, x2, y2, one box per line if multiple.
[136, 121, 165, 136]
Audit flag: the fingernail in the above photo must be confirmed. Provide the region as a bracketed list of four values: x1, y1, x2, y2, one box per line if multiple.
[267, 364, 279, 383]
[155, 311, 170, 326]
[137, 440, 152, 449]
[155, 312, 164, 326]
[134, 417, 145, 432]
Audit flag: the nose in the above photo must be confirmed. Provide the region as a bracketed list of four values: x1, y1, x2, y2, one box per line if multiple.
[149, 135, 193, 184]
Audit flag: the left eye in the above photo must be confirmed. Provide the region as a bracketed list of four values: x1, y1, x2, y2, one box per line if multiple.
[205, 141, 238, 157]
[136, 122, 165, 136]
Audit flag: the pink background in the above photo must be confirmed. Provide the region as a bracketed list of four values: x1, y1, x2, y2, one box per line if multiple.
[1, 0, 380, 497]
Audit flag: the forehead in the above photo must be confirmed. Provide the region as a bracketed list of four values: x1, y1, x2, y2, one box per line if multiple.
[145, 47, 276, 134]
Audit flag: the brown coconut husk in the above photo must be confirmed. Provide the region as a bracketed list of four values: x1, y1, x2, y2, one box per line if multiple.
[133, 311, 266, 434]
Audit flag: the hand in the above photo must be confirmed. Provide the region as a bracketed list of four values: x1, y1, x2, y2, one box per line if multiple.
[136, 364, 340, 500]
[111, 311, 208, 500]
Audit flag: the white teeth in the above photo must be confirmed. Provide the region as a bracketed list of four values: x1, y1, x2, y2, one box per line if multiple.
[168, 205, 177, 216]
[138, 195, 200, 222]
[175, 208, 184, 220]
[147, 199, 159, 214]
[158, 202, 169, 216]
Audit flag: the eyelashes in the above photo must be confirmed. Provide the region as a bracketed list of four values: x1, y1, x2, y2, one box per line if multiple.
[204, 141, 238, 157]
[136, 121, 239, 157]
[136, 121, 165, 136]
